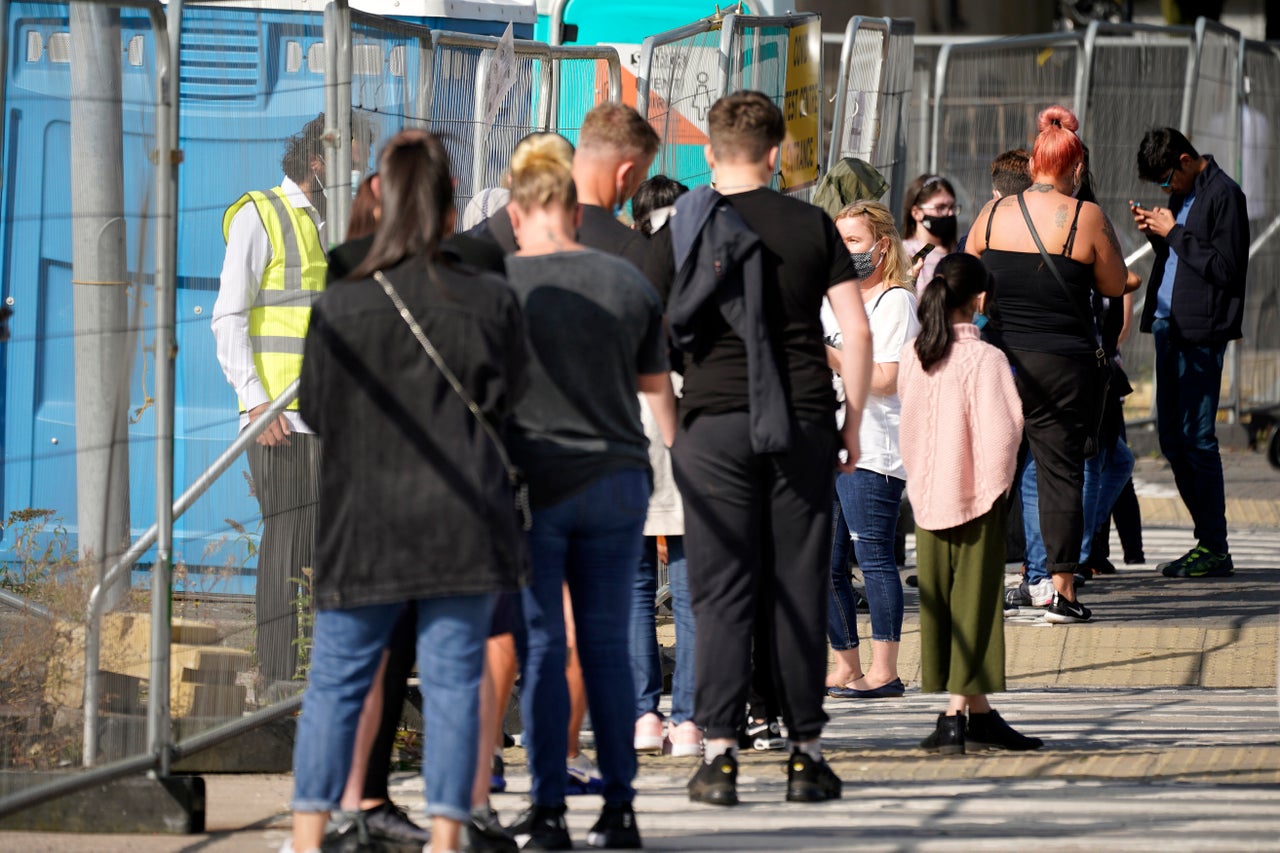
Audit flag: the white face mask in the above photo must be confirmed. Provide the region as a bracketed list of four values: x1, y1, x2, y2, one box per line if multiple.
[351, 169, 362, 199]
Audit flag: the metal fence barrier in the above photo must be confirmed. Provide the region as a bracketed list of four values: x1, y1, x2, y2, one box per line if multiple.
[827, 16, 915, 215]
[637, 11, 821, 198]
[918, 19, 1279, 421]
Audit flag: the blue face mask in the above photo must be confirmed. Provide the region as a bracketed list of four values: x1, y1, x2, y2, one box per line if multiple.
[613, 177, 627, 219]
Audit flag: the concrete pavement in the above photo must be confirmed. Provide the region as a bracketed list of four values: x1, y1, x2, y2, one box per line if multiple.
[1, 447, 1277, 850]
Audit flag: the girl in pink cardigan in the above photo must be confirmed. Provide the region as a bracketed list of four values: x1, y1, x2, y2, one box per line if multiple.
[898, 254, 1042, 755]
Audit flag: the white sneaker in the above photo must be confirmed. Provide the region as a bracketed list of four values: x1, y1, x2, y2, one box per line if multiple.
[666, 720, 703, 757]
[1028, 578, 1054, 607]
[634, 712, 664, 753]
[279, 841, 320, 853]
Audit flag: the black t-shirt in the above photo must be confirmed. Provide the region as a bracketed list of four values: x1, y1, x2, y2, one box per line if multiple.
[504, 249, 668, 509]
[677, 188, 857, 422]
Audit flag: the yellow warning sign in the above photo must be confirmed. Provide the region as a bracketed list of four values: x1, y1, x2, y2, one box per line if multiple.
[781, 19, 821, 191]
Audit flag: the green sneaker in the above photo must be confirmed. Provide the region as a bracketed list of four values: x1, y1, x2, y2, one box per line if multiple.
[1158, 546, 1203, 577]
[1165, 547, 1234, 578]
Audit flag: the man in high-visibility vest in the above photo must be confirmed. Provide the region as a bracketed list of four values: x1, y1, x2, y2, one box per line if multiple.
[212, 113, 357, 692]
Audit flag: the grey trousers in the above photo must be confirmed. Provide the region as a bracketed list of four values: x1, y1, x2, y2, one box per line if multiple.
[246, 432, 321, 684]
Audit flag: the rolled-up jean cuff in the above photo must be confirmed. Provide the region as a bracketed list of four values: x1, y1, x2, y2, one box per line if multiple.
[291, 798, 337, 814]
[426, 803, 470, 823]
[870, 633, 900, 643]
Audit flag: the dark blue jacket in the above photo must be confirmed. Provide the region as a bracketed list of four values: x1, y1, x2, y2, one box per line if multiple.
[1139, 155, 1249, 345]
[668, 186, 791, 453]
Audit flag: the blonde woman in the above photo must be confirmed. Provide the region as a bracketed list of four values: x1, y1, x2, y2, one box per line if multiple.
[501, 132, 676, 849]
[825, 201, 919, 701]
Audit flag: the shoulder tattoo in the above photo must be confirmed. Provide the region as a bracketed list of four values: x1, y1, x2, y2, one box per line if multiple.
[1054, 204, 1069, 229]
[1101, 213, 1122, 258]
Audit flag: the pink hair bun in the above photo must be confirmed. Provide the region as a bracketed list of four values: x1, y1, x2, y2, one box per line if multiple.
[1038, 105, 1079, 135]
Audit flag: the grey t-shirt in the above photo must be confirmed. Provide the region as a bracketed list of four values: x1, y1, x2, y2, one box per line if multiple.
[504, 249, 668, 509]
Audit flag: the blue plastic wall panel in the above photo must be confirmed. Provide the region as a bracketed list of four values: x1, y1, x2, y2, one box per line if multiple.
[3, 3, 163, 576]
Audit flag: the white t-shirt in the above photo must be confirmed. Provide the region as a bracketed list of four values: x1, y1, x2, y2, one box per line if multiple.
[855, 286, 920, 480]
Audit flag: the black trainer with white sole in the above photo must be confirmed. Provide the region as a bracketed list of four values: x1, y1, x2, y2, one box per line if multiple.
[585, 802, 642, 849]
[1044, 592, 1092, 624]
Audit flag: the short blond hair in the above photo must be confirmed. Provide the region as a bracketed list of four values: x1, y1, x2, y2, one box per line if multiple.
[579, 103, 659, 159]
[835, 200, 913, 288]
[509, 132, 576, 212]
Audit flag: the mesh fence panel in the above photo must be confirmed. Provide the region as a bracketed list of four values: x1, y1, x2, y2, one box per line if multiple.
[932, 36, 1084, 231]
[829, 18, 914, 213]
[1079, 27, 1196, 404]
[430, 34, 549, 216]
[1, 0, 164, 776]
[348, 13, 435, 176]
[551, 47, 620, 148]
[726, 16, 818, 199]
[1188, 24, 1242, 178]
[1240, 42, 1280, 411]
[639, 23, 723, 188]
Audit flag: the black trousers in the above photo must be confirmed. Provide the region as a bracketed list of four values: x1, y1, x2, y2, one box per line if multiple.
[246, 432, 321, 684]
[1005, 350, 1094, 576]
[672, 412, 835, 742]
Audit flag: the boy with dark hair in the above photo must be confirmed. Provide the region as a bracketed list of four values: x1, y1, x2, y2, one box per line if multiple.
[666, 90, 872, 806]
[1131, 126, 1248, 578]
[990, 148, 1032, 198]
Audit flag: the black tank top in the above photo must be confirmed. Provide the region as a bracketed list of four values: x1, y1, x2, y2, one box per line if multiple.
[983, 196, 1097, 358]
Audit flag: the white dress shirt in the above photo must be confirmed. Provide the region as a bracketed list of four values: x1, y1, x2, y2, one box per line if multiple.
[211, 176, 319, 434]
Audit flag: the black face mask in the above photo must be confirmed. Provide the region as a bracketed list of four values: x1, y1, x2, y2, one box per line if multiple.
[921, 214, 957, 245]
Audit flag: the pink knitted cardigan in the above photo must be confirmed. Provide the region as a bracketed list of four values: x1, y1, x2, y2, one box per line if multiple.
[898, 324, 1024, 531]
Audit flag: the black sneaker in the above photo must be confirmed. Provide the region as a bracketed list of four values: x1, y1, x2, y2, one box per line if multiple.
[466, 805, 518, 853]
[507, 804, 572, 850]
[687, 752, 739, 806]
[742, 717, 785, 751]
[966, 709, 1044, 751]
[919, 713, 965, 755]
[1164, 546, 1234, 578]
[585, 802, 642, 849]
[1044, 592, 1092, 624]
[785, 750, 842, 802]
[361, 801, 432, 845]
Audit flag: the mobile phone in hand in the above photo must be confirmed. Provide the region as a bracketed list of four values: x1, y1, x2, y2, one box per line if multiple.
[911, 243, 936, 264]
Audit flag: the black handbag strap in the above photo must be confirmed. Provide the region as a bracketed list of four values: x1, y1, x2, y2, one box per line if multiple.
[1016, 192, 1107, 366]
[374, 269, 531, 529]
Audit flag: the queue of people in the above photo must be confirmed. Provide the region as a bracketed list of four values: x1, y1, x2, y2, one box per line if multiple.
[212, 95, 1246, 853]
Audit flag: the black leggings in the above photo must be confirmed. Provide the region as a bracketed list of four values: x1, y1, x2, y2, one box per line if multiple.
[1006, 350, 1095, 576]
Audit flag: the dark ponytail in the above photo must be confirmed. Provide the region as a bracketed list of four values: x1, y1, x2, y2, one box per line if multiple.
[914, 254, 991, 372]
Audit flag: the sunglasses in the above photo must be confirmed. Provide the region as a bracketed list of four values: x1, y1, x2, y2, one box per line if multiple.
[1158, 165, 1177, 189]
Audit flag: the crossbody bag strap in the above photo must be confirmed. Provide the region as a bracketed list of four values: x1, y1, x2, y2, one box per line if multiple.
[373, 269, 531, 528]
[1016, 193, 1107, 366]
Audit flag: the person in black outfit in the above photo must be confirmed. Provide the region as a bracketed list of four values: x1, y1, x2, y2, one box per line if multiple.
[670, 91, 871, 807]
[966, 106, 1131, 624]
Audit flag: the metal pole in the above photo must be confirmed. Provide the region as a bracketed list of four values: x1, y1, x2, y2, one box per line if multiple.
[70, 3, 131, 621]
[323, 0, 353, 246]
[0, 2, 8, 201]
[148, 0, 179, 779]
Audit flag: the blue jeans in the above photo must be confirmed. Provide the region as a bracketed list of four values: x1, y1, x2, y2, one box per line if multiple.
[630, 535, 695, 724]
[833, 469, 905, 643]
[827, 495, 858, 651]
[519, 469, 649, 807]
[1021, 437, 1136, 581]
[292, 595, 494, 822]
[1152, 318, 1229, 554]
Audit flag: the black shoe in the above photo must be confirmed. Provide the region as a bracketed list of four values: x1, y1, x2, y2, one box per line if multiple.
[741, 717, 785, 751]
[784, 750, 842, 802]
[1044, 592, 1092, 624]
[1086, 557, 1117, 575]
[966, 709, 1044, 751]
[688, 752, 739, 806]
[361, 801, 432, 845]
[585, 802, 642, 849]
[919, 713, 965, 755]
[507, 804, 572, 850]
[465, 805, 518, 853]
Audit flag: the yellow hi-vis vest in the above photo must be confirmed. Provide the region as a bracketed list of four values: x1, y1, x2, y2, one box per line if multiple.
[222, 187, 327, 412]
